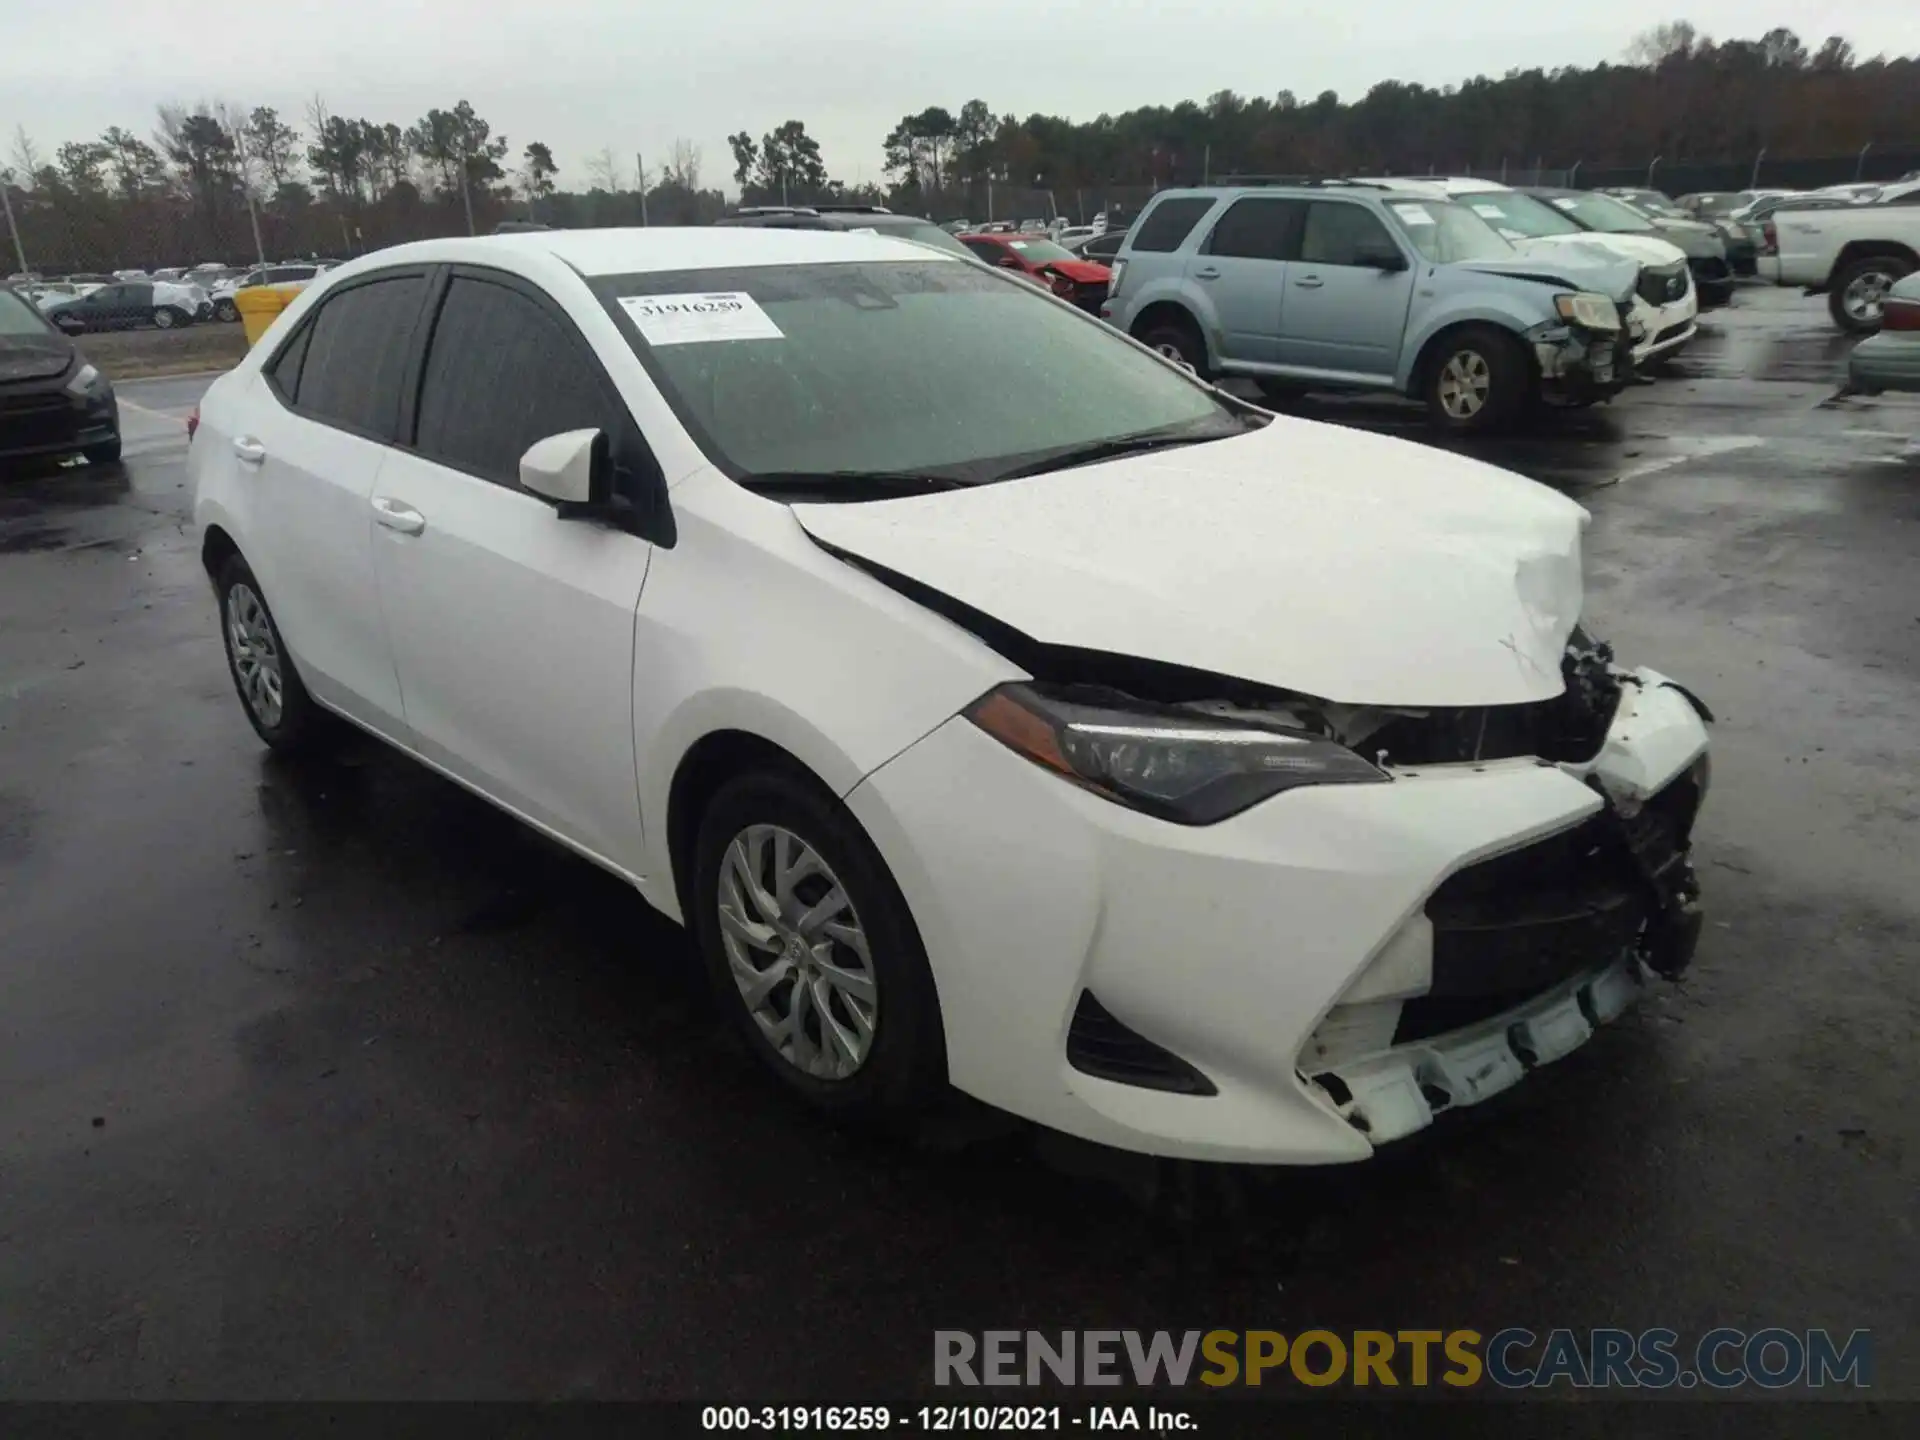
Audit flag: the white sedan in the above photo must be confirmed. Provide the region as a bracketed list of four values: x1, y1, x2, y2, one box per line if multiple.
[189, 228, 1712, 1163]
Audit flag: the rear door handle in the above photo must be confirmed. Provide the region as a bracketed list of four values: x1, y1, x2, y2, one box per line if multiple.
[1294, 275, 1324, 289]
[1192, 266, 1221, 280]
[371, 497, 426, 536]
[232, 436, 266, 465]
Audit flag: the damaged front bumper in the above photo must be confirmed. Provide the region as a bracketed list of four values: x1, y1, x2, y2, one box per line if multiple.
[850, 659, 1710, 1165]
[1531, 319, 1634, 405]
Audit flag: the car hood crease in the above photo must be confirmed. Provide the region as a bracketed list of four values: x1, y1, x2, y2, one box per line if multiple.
[792, 420, 1590, 708]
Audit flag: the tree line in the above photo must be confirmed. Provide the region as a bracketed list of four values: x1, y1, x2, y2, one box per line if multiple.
[5, 22, 1916, 272]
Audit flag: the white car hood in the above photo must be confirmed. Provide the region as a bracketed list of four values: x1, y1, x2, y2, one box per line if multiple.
[793, 419, 1590, 708]
[1512, 232, 1688, 267]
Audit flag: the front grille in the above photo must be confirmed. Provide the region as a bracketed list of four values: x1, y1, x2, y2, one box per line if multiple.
[1690, 255, 1731, 283]
[1066, 991, 1216, 1094]
[0, 391, 81, 451]
[1637, 263, 1688, 307]
[1397, 765, 1704, 1044]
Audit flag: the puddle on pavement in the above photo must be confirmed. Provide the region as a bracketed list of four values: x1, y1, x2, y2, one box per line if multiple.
[1669, 309, 1858, 385]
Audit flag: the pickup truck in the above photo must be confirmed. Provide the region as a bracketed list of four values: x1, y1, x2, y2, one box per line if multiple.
[1758, 197, 1920, 333]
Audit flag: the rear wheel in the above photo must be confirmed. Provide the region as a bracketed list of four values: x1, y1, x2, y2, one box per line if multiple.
[1423, 325, 1529, 434]
[216, 554, 333, 754]
[1828, 255, 1914, 335]
[152, 306, 178, 329]
[214, 298, 239, 323]
[1136, 316, 1211, 380]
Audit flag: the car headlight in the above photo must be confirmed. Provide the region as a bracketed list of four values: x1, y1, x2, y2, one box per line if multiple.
[1554, 292, 1622, 332]
[965, 683, 1388, 825]
[65, 363, 104, 396]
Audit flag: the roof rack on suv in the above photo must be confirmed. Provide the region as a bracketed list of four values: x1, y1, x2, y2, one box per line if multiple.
[809, 203, 892, 214]
[1211, 175, 1400, 190]
[736, 205, 820, 217]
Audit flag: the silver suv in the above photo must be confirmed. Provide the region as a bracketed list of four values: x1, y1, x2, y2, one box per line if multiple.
[1103, 182, 1642, 432]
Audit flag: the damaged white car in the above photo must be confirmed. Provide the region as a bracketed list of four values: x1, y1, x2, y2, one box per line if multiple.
[190, 229, 1711, 1163]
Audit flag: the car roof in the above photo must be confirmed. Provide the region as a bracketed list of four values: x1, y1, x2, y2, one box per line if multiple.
[331, 227, 960, 279]
[1145, 182, 1438, 204]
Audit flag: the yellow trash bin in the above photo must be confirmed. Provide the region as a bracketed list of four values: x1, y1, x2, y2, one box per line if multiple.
[233, 285, 303, 347]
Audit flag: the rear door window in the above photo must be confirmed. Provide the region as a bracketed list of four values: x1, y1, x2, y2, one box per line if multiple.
[412, 274, 627, 488]
[291, 273, 430, 440]
[1129, 197, 1217, 252]
[1205, 199, 1304, 260]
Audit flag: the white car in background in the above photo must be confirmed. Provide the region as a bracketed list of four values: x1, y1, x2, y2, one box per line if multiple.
[1389, 177, 1700, 367]
[190, 227, 1711, 1163]
[210, 263, 330, 322]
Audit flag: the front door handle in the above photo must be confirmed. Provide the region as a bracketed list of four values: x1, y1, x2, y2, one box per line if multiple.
[232, 436, 266, 465]
[1192, 266, 1221, 280]
[1294, 275, 1325, 289]
[371, 497, 426, 536]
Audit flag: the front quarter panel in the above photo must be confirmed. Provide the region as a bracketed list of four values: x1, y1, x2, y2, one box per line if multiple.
[632, 469, 1023, 920]
[1396, 276, 1551, 391]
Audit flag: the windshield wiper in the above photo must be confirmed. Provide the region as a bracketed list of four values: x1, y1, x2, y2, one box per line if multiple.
[739, 469, 973, 498]
[990, 422, 1249, 482]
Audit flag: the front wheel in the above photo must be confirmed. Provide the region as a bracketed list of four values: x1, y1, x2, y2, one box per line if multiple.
[214, 298, 239, 323]
[1423, 326, 1528, 434]
[1829, 256, 1914, 335]
[152, 306, 178, 329]
[691, 769, 946, 1125]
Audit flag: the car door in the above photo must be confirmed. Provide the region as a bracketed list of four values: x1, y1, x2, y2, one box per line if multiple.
[1189, 197, 1302, 365]
[1271, 201, 1417, 380]
[237, 268, 433, 738]
[368, 268, 661, 866]
[75, 285, 123, 330]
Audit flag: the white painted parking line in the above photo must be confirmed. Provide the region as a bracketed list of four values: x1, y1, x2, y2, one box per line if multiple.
[1611, 435, 1764, 484]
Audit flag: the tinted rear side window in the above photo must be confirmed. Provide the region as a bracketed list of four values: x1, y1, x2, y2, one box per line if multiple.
[413, 276, 621, 487]
[267, 322, 313, 402]
[1130, 197, 1217, 252]
[1206, 199, 1304, 260]
[296, 275, 429, 439]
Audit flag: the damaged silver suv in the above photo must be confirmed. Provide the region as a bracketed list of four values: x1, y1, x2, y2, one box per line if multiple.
[1102, 180, 1643, 432]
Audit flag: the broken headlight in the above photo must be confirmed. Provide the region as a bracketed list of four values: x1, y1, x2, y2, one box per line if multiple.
[966, 683, 1388, 824]
[1554, 292, 1622, 331]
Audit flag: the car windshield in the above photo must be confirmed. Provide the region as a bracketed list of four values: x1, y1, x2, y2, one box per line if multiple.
[1384, 199, 1513, 261]
[1007, 238, 1076, 263]
[1622, 192, 1685, 218]
[1453, 190, 1583, 239]
[1548, 192, 1656, 232]
[594, 260, 1238, 487]
[0, 288, 51, 335]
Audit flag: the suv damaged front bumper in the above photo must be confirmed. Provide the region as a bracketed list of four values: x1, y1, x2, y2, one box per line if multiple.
[1530, 319, 1633, 405]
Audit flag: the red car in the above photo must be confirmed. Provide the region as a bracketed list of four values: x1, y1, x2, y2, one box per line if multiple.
[958, 233, 1111, 313]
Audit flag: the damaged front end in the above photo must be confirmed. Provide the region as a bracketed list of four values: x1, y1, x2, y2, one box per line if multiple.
[1528, 309, 1637, 407]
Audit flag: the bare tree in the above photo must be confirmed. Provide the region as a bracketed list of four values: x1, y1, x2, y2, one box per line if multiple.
[663, 138, 702, 191]
[10, 126, 43, 186]
[583, 146, 625, 192]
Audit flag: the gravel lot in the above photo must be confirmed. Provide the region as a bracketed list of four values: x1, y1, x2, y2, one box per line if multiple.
[76, 323, 251, 381]
[1, 288, 1915, 1404]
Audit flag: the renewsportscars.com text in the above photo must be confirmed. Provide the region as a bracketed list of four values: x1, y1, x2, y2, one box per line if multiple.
[933, 1328, 1872, 1390]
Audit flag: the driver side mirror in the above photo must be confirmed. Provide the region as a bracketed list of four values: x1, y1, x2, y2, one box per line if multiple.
[1356, 244, 1408, 272]
[520, 428, 607, 505]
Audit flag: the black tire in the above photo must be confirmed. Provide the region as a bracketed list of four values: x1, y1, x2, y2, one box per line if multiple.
[82, 436, 121, 465]
[1422, 325, 1529, 434]
[215, 554, 333, 754]
[691, 767, 946, 1126]
[1828, 255, 1915, 336]
[152, 306, 176, 329]
[215, 298, 239, 323]
[1135, 315, 1211, 380]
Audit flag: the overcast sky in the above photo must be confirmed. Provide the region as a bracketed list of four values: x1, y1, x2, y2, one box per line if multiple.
[4, 2, 1917, 191]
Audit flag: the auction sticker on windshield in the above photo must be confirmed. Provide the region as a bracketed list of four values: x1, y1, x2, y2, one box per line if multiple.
[617, 292, 784, 345]
[1389, 202, 1434, 224]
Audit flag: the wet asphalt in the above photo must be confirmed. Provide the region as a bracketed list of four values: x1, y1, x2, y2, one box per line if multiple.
[2, 290, 1917, 1400]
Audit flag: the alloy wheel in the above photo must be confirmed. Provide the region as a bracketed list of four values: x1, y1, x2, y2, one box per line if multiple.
[1438, 349, 1492, 418]
[226, 582, 285, 728]
[717, 823, 877, 1080]
[1843, 269, 1895, 324]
